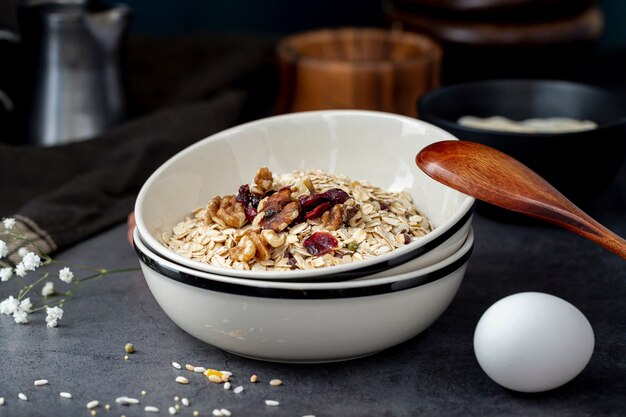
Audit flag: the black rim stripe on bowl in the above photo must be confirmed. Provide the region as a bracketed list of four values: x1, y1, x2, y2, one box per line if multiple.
[149, 203, 475, 283]
[135, 241, 473, 300]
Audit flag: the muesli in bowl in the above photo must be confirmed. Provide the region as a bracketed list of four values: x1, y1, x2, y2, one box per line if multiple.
[163, 167, 432, 272]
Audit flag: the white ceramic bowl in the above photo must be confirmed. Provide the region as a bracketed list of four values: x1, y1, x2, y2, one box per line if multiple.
[134, 227, 474, 363]
[135, 110, 475, 281]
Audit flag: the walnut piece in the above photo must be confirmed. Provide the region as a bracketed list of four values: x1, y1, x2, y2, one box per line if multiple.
[230, 235, 256, 262]
[258, 188, 300, 232]
[206, 195, 246, 228]
[249, 232, 270, 261]
[254, 167, 273, 194]
[327, 204, 344, 231]
[261, 229, 286, 248]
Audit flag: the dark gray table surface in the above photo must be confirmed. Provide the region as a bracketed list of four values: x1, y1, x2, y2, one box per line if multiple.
[1, 167, 625, 417]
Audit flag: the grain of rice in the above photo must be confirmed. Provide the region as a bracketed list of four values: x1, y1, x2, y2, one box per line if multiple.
[175, 376, 189, 384]
[223, 382, 231, 390]
[168, 406, 177, 415]
[141, 390, 147, 396]
[105, 404, 111, 410]
[265, 400, 279, 406]
[90, 411, 96, 416]
[174, 396, 180, 401]
[185, 364, 195, 371]
[172, 362, 182, 369]
[194, 367, 207, 373]
[269, 379, 282, 386]
[18, 393, 27, 401]
[145, 406, 159, 413]
[34, 379, 49, 386]
[0, 397, 4, 406]
[193, 411, 199, 417]
[220, 371, 232, 377]
[115, 396, 140, 405]
[233, 386, 244, 394]
[220, 409, 231, 416]
[86, 400, 99, 409]
[208, 374, 222, 384]
[59, 392, 72, 399]
[212, 409, 223, 417]
[175, 404, 181, 411]
[181, 398, 189, 406]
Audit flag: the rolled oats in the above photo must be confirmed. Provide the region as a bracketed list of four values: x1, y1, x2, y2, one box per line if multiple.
[163, 169, 432, 271]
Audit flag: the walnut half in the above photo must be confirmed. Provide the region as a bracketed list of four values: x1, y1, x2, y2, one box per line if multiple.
[206, 195, 246, 228]
[258, 188, 300, 232]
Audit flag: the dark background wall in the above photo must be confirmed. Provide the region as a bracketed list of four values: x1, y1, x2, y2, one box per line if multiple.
[109, 0, 626, 50]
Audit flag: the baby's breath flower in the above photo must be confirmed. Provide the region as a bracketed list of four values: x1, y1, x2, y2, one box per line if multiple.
[3, 218, 16, 229]
[13, 308, 29, 324]
[15, 263, 27, 277]
[20, 298, 32, 313]
[45, 306, 64, 328]
[21, 252, 42, 271]
[0, 267, 12, 282]
[18, 247, 29, 257]
[0, 240, 8, 259]
[0, 296, 20, 315]
[41, 281, 55, 296]
[58, 267, 74, 284]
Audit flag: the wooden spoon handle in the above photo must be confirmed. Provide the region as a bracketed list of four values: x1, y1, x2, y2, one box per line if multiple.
[560, 210, 626, 260]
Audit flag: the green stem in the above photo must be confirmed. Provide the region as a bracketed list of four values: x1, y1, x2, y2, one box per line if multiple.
[17, 272, 49, 300]
[30, 298, 65, 313]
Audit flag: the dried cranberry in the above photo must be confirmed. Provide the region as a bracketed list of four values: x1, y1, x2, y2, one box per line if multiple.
[304, 202, 330, 220]
[321, 188, 349, 205]
[379, 200, 389, 210]
[236, 184, 252, 206]
[286, 251, 298, 268]
[244, 205, 258, 222]
[299, 193, 327, 210]
[303, 232, 338, 256]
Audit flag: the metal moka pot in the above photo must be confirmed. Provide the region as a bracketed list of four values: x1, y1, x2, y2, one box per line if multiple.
[21, 0, 131, 146]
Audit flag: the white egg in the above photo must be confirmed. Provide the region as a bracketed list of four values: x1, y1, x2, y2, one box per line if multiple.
[473, 292, 594, 393]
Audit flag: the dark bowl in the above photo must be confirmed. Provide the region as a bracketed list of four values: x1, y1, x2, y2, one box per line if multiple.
[417, 79, 626, 206]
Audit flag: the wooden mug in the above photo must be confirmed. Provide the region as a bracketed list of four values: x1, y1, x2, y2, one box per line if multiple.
[276, 28, 442, 117]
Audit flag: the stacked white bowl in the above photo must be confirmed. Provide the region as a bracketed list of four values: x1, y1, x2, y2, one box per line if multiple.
[134, 110, 475, 363]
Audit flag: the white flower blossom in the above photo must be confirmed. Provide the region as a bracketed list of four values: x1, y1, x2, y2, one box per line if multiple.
[19, 298, 32, 313]
[21, 252, 42, 271]
[41, 281, 55, 296]
[13, 308, 29, 324]
[18, 247, 29, 257]
[0, 240, 8, 259]
[45, 306, 64, 328]
[0, 296, 20, 315]
[15, 263, 27, 277]
[58, 267, 74, 284]
[3, 218, 16, 229]
[0, 267, 12, 282]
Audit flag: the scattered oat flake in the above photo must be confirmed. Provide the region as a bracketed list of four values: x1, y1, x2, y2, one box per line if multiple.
[233, 386, 244, 394]
[220, 409, 231, 416]
[86, 400, 99, 409]
[176, 376, 189, 384]
[269, 379, 282, 386]
[60, 392, 72, 399]
[265, 400, 279, 406]
[172, 362, 182, 369]
[145, 406, 160, 413]
[181, 398, 189, 407]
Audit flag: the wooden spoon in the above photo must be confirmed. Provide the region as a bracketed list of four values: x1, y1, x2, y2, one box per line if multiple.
[416, 140, 626, 260]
